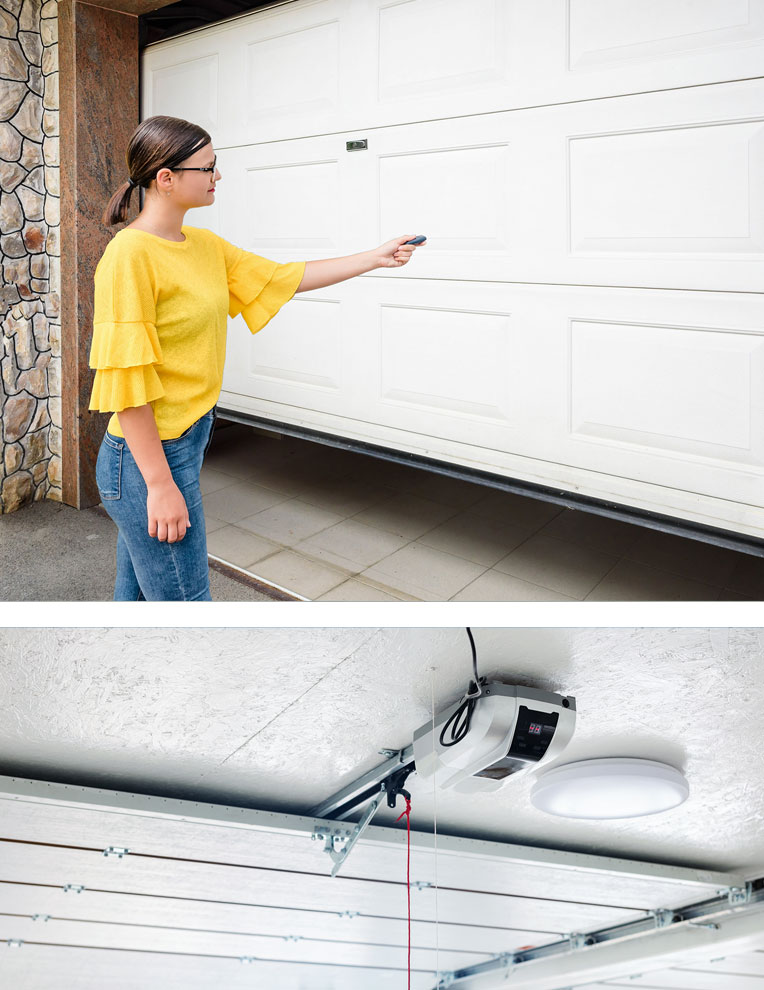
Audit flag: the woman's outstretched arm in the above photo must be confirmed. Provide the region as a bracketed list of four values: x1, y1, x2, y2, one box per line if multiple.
[116, 404, 190, 544]
[295, 234, 425, 292]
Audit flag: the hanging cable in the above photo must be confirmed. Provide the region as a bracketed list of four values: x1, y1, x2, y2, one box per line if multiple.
[430, 668, 440, 987]
[439, 627, 484, 748]
[467, 626, 480, 691]
[397, 795, 412, 990]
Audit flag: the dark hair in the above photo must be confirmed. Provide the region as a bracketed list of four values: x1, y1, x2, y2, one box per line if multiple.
[102, 115, 211, 227]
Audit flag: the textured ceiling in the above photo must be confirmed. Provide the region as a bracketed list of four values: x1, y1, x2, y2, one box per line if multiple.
[1, 626, 763, 876]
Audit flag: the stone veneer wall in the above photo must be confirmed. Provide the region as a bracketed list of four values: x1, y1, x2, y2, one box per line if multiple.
[0, 0, 60, 513]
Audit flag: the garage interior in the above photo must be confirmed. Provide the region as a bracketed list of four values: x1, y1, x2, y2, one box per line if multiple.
[1, 625, 763, 988]
[198, 423, 763, 601]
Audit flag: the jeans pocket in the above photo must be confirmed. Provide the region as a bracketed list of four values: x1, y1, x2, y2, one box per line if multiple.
[96, 433, 123, 500]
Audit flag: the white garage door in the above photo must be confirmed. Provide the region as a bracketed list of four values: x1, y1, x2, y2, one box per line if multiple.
[141, 0, 764, 543]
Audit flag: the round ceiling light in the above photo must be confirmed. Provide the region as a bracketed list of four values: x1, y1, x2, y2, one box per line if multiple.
[530, 758, 689, 820]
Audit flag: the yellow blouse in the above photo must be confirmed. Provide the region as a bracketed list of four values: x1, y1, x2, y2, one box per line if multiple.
[88, 225, 305, 440]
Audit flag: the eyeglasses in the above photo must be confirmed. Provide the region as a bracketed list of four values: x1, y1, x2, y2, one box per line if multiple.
[171, 155, 217, 177]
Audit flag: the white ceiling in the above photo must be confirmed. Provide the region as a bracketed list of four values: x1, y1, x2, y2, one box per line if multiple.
[1, 627, 763, 873]
[1, 626, 763, 990]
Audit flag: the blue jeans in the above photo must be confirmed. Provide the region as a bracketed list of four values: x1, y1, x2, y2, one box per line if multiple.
[95, 408, 217, 601]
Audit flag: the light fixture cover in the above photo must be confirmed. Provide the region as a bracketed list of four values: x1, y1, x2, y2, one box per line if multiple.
[530, 758, 689, 820]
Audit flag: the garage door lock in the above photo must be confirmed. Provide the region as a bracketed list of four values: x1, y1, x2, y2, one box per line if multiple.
[346, 139, 368, 151]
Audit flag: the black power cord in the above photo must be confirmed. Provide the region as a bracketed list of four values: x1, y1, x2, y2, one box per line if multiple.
[439, 628, 485, 748]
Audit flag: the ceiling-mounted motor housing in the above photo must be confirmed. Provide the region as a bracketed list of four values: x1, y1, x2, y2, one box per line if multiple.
[412, 683, 576, 793]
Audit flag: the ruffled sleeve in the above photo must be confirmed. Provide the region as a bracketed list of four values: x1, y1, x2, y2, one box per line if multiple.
[218, 236, 305, 336]
[88, 240, 166, 413]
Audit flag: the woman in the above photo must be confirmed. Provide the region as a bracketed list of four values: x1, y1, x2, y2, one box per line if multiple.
[90, 115, 425, 602]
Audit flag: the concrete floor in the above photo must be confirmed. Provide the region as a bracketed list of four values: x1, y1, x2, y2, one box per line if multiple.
[1, 500, 279, 602]
[201, 422, 763, 602]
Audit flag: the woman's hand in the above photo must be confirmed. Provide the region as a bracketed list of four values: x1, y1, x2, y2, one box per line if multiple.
[146, 478, 191, 543]
[117, 405, 192, 543]
[375, 235, 426, 268]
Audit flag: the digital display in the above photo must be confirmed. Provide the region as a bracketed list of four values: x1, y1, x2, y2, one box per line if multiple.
[507, 706, 560, 763]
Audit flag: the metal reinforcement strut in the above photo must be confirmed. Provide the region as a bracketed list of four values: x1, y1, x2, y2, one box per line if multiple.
[310, 746, 416, 878]
[432, 878, 764, 990]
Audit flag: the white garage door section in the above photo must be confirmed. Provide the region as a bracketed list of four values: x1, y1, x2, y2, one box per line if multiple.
[141, 0, 764, 543]
[0, 776, 755, 990]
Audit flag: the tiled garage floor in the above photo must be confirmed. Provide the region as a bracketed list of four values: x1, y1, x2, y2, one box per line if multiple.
[201, 422, 763, 602]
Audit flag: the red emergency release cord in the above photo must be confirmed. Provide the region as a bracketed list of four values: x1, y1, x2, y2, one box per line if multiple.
[397, 795, 412, 989]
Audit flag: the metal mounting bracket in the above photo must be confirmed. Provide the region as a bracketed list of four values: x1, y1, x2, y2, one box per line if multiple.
[102, 846, 129, 859]
[492, 951, 515, 976]
[651, 908, 675, 929]
[568, 932, 594, 950]
[723, 884, 752, 907]
[313, 790, 384, 878]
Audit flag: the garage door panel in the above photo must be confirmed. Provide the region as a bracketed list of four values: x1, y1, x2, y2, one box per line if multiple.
[240, 297, 342, 393]
[211, 90, 764, 289]
[144, 0, 349, 145]
[0, 796, 728, 912]
[376, 0, 511, 104]
[379, 142, 513, 254]
[244, 18, 341, 125]
[219, 139, 358, 261]
[568, 119, 764, 254]
[534, 83, 764, 292]
[0, 915, 483, 972]
[365, 281, 764, 503]
[223, 295, 351, 416]
[378, 304, 518, 427]
[568, 0, 764, 69]
[0, 843, 642, 932]
[569, 321, 764, 464]
[368, 83, 764, 290]
[242, 160, 342, 252]
[222, 279, 764, 527]
[0, 943, 434, 990]
[0, 883, 543, 954]
[145, 50, 222, 139]
[143, 0, 764, 143]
